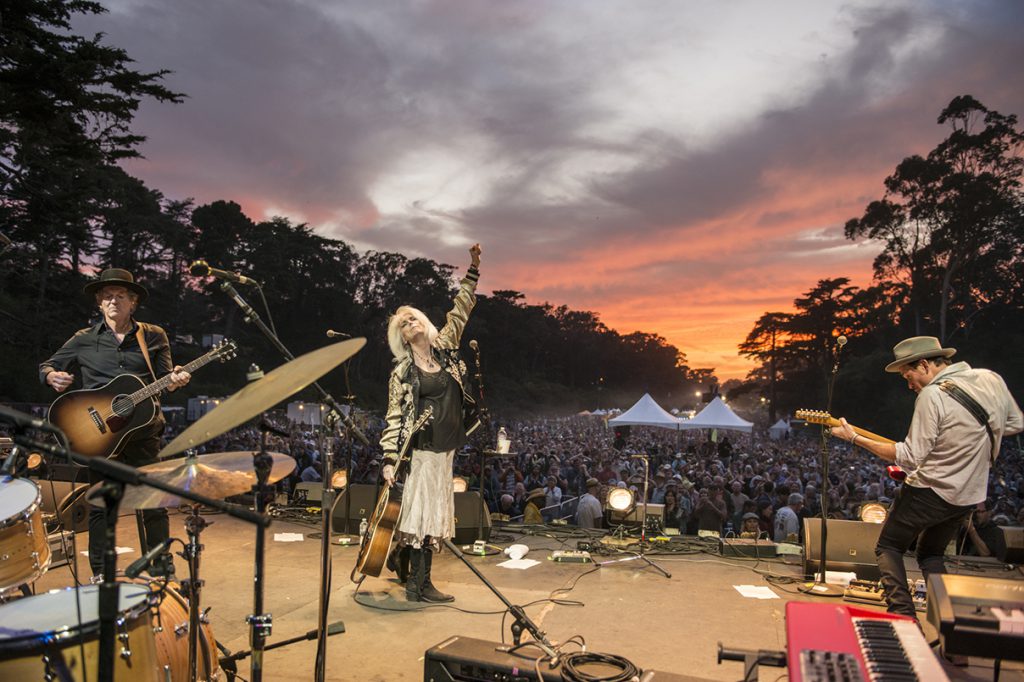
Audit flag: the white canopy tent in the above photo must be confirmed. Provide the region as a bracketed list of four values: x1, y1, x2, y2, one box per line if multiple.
[768, 418, 791, 440]
[607, 393, 682, 430]
[678, 396, 753, 434]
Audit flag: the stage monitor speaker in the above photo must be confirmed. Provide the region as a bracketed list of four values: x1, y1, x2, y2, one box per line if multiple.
[998, 525, 1024, 563]
[453, 491, 491, 545]
[803, 518, 882, 580]
[331, 485, 492, 541]
[331, 483, 378, 534]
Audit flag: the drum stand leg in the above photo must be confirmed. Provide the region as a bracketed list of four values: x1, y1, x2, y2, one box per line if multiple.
[182, 506, 210, 682]
[94, 480, 126, 682]
[247, 431, 274, 682]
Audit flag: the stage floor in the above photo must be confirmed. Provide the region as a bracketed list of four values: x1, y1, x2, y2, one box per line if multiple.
[25, 509, 1024, 681]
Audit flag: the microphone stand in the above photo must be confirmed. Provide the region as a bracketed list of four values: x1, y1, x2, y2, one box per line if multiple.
[217, 281, 362, 681]
[314, 411, 340, 682]
[469, 342, 496, 548]
[442, 538, 558, 660]
[10, 429, 268, 682]
[799, 337, 846, 598]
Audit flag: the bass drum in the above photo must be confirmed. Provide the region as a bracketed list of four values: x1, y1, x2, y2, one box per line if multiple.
[147, 580, 221, 681]
[0, 582, 158, 681]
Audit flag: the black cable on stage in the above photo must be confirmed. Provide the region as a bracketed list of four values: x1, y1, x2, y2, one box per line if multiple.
[559, 651, 641, 682]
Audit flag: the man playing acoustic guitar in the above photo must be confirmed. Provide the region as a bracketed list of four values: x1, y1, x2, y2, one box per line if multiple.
[39, 268, 191, 579]
[830, 336, 1021, 619]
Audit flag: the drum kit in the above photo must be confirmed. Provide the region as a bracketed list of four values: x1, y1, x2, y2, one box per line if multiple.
[0, 337, 365, 681]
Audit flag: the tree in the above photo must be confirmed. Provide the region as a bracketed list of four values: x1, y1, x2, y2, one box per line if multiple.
[739, 312, 791, 422]
[845, 95, 1024, 341]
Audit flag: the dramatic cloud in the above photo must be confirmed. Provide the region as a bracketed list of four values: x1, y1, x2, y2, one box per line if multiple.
[83, 0, 1024, 380]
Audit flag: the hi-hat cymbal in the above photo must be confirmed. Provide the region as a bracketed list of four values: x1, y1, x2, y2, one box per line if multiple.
[88, 451, 297, 510]
[160, 338, 365, 457]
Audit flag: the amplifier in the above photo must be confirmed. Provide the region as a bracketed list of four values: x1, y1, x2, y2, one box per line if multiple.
[424, 635, 698, 681]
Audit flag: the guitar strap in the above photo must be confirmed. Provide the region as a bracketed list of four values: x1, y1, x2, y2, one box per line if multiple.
[937, 380, 996, 462]
[134, 323, 159, 383]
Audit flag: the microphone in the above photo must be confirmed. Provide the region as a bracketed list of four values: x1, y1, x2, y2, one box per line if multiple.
[189, 260, 260, 286]
[0, 405, 60, 433]
[124, 538, 173, 578]
[326, 329, 351, 338]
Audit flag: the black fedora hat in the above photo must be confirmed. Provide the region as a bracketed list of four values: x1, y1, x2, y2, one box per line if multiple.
[83, 268, 148, 303]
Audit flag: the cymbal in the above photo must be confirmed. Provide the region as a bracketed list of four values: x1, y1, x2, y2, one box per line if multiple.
[160, 337, 366, 457]
[88, 451, 297, 510]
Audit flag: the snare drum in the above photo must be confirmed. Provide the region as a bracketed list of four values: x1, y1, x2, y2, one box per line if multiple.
[0, 476, 52, 593]
[0, 583, 159, 680]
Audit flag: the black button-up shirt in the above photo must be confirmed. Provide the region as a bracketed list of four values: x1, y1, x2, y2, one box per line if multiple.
[39, 319, 173, 391]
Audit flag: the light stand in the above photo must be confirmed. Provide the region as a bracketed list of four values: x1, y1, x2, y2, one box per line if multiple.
[599, 454, 671, 578]
[799, 335, 848, 598]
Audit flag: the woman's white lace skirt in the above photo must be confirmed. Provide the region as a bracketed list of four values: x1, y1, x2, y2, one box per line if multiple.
[397, 448, 455, 548]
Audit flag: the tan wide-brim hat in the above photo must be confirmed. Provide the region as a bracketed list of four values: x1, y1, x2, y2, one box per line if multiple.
[884, 336, 955, 373]
[525, 488, 546, 505]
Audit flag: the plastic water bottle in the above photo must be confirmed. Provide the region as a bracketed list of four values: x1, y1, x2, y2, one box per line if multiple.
[359, 517, 368, 545]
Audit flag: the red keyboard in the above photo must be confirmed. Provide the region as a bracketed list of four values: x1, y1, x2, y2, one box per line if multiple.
[786, 602, 948, 681]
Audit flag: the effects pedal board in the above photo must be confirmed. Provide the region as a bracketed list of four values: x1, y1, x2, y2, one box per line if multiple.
[843, 579, 885, 605]
[550, 550, 592, 563]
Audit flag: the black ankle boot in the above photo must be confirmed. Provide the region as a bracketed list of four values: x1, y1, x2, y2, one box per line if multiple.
[405, 548, 424, 602]
[420, 549, 454, 603]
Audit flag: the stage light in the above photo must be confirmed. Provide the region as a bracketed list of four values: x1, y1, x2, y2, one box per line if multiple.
[329, 470, 347, 490]
[606, 487, 635, 513]
[452, 476, 469, 493]
[859, 501, 888, 524]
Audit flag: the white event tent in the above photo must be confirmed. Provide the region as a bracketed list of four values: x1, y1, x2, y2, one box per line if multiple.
[607, 393, 682, 430]
[768, 418, 791, 440]
[679, 396, 753, 434]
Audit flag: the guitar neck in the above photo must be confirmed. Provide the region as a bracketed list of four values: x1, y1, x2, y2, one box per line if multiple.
[823, 417, 895, 444]
[129, 350, 220, 404]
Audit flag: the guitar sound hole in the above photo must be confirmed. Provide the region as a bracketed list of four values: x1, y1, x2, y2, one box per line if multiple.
[111, 395, 135, 418]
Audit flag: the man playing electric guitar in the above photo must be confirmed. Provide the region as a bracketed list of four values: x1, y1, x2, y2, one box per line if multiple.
[39, 268, 191, 578]
[830, 336, 1021, 620]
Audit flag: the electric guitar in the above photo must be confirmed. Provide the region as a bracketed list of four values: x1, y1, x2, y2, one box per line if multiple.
[47, 340, 237, 458]
[795, 409, 907, 481]
[352, 406, 433, 581]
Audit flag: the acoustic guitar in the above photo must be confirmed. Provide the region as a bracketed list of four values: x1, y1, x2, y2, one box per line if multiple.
[795, 409, 906, 481]
[47, 340, 237, 458]
[352, 406, 433, 581]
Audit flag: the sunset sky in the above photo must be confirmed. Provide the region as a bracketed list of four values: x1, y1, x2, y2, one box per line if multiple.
[80, 0, 1024, 380]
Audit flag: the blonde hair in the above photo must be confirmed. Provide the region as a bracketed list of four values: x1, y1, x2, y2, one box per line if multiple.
[386, 306, 439, 360]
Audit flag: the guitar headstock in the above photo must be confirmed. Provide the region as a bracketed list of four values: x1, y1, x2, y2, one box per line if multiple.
[795, 409, 832, 425]
[412, 405, 434, 433]
[212, 339, 238, 363]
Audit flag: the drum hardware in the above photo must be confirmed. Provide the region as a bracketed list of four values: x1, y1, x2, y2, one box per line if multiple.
[9, 423, 269, 682]
[157, 283, 365, 682]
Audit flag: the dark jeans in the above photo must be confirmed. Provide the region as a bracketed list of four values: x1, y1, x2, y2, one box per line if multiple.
[87, 420, 169, 575]
[875, 484, 972, 617]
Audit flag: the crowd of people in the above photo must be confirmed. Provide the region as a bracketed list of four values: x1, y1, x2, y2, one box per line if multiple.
[158, 411, 1023, 552]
